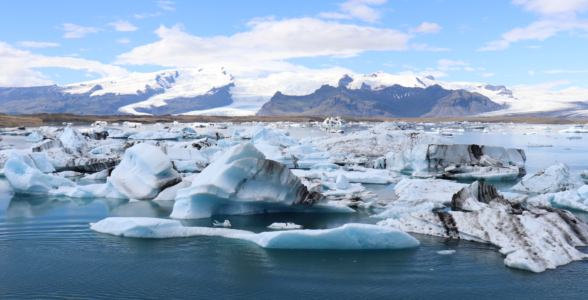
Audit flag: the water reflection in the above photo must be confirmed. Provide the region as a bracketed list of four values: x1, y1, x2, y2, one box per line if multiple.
[5, 195, 174, 221]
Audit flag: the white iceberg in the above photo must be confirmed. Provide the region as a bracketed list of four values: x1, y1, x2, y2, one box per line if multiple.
[511, 163, 584, 194]
[90, 217, 420, 249]
[25, 132, 45, 143]
[302, 122, 453, 157]
[109, 143, 181, 200]
[129, 131, 182, 140]
[171, 143, 327, 219]
[387, 144, 525, 180]
[291, 168, 399, 184]
[59, 126, 89, 150]
[527, 186, 588, 212]
[383, 205, 588, 273]
[4, 152, 76, 194]
[267, 222, 303, 229]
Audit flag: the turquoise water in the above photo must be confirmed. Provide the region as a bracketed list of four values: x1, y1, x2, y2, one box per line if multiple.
[2, 124, 588, 298]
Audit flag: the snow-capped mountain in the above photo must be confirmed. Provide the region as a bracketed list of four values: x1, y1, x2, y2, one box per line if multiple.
[1, 66, 588, 117]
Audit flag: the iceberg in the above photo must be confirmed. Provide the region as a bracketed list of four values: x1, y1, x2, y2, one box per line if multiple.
[386, 144, 525, 180]
[25, 132, 45, 143]
[527, 186, 588, 212]
[267, 222, 303, 229]
[90, 217, 420, 249]
[381, 181, 588, 272]
[291, 168, 400, 184]
[170, 143, 325, 219]
[4, 152, 75, 194]
[511, 163, 584, 194]
[109, 143, 181, 200]
[59, 126, 89, 150]
[302, 122, 453, 157]
[370, 178, 467, 220]
[129, 131, 182, 140]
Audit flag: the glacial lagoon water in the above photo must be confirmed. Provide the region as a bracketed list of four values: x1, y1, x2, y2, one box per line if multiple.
[2, 123, 588, 298]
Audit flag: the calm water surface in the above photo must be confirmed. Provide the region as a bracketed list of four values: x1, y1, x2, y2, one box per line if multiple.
[2, 124, 588, 299]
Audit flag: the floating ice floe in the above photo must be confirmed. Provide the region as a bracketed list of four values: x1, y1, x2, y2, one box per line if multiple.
[301, 122, 452, 157]
[527, 185, 588, 212]
[436, 250, 456, 255]
[108, 129, 135, 139]
[267, 222, 303, 229]
[213, 220, 231, 227]
[129, 131, 182, 140]
[60, 126, 89, 149]
[511, 163, 584, 194]
[380, 181, 588, 273]
[170, 143, 334, 219]
[25, 132, 45, 143]
[4, 152, 76, 194]
[90, 217, 420, 249]
[370, 178, 467, 220]
[385, 144, 526, 180]
[291, 168, 400, 184]
[108, 143, 181, 200]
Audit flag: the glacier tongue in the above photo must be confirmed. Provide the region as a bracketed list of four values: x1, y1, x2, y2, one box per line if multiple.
[90, 217, 420, 249]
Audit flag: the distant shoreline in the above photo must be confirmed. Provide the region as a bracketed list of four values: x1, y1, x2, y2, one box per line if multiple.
[1, 113, 587, 127]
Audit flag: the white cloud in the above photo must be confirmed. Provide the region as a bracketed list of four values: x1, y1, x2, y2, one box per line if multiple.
[437, 59, 468, 71]
[514, 79, 575, 91]
[115, 19, 411, 68]
[540, 69, 588, 74]
[317, 12, 352, 20]
[409, 22, 442, 34]
[62, 23, 102, 38]
[512, 0, 588, 15]
[528, 70, 535, 75]
[477, 40, 510, 51]
[116, 38, 131, 43]
[134, 12, 163, 19]
[318, 0, 387, 23]
[478, 1, 588, 50]
[411, 43, 450, 51]
[397, 70, 448, 78]
[0, 42, 129, 87]
[157, 1, 176, 11]
[107, 20, 138, 32]
[383, 62, 395, 67]
[15, 41, 60, 48]
[402, 64, 419, 70]
[482, 73, 496, 77]
[464, 67, 476, 71]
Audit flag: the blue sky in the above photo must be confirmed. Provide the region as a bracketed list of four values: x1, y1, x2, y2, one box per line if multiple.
[1, 0, 587, 90]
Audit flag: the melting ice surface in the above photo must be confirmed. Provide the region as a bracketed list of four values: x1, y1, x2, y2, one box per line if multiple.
[2, 123, 588, 298]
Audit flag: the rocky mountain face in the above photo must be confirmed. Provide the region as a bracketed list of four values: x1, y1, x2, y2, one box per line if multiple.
[257, 75, 502, 117]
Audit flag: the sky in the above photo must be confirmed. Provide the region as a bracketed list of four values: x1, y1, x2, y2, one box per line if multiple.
[1, 0, 588, 91]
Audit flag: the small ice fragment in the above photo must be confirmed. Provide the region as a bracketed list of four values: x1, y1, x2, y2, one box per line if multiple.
[213, 220, 231, 227]
[267, 222, 303, 229]
[437, 250, 456, 255]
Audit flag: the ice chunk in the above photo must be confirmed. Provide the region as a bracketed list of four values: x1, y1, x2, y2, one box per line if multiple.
[511, 163, 584, 194]
[25, 132, 45, 143]
[109, 143, 181, 200]
[29, 152, 56, 173]
[129, 131, 181, 140]
[267, 222, 303, 229]
[48, 181, 127, 199]
[302, 122, 453, 157]
[81, 168, 111, 181]
[213, 220, 231, 227]
[291, 168, 399, 184]
[437, 250, 456, 255]
[90, 217, 420, 249]
[4, 153, 75, 194]
[394, 178, 467, 206]
[170, 143, 324, 219]
[527, 186, 588, 212]
[387, 144, 525, 180]
[382, 205, 588, 272]
[335, 174, 349, 189]
[60, 126, 89, 150]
